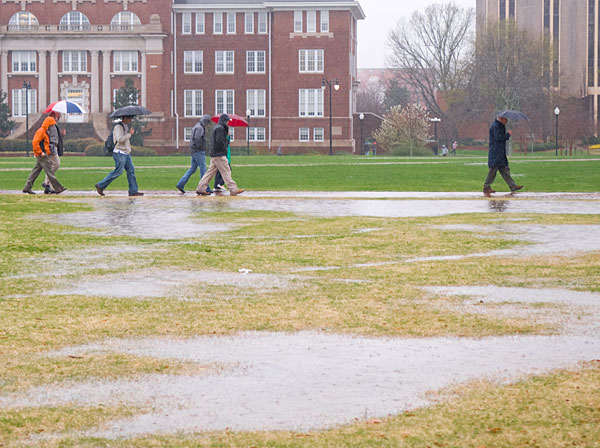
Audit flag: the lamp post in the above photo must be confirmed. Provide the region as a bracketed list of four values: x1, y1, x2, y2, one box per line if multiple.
[322, 77, 339, 156]
[359, 113, 364, 155]
[430, 117, 441, 155]
[22, 81, 31, 156]
[554, 106, 560, 156]
[246, 108, 251, 156]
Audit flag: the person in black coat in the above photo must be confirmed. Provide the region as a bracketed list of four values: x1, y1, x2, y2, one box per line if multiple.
[483, 116, 523, 197]
[195, 114, 244, 196]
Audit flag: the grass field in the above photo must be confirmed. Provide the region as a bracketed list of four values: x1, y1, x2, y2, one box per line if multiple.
[1, 155, 599, 446]
[1, 154, 599, 192]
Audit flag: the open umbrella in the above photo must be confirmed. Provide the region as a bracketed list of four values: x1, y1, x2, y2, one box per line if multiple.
[495, 110, 529, 121]
[44, 100, 86, 114]
[211, 113, 248, 127]
[109, 105, 152, 118]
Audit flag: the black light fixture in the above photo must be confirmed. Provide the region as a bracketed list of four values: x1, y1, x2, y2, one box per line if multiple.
[430, 117, 441, 156]
[322, 78, 339, 156]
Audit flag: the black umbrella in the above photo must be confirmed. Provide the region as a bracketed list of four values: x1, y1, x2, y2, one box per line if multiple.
[495, 110, 529, 121]
[109, 105, 152, 118]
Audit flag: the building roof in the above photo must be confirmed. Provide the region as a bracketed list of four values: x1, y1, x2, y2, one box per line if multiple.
[172, 0, 365, 20]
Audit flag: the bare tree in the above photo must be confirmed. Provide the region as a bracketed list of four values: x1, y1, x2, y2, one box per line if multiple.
[386, 3, 474, 118]
[558, 97, 592, 155]
[356, 78, 386, 116]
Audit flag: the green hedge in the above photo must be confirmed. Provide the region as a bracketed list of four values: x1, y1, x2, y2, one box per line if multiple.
[84, 143, 157, 157]
[0, 139, 28, 152]
[63, 138, 99, 153]
[0, 138, 101, 153]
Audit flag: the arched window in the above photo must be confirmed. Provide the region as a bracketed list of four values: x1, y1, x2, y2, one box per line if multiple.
[59, 11, 90, 31]
[110, 11, 141, 31]
[8, 11, 39, 30]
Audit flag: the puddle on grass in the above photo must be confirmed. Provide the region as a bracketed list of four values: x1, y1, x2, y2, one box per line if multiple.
[3, 304, 599, 439]
[45, 269, 306, 299]
[407, 224, 600, 262]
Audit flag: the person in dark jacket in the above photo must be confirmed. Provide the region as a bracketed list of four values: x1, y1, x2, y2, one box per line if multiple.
[483, 116, 523, 197]
[176, 114, 212, 194]
[196, 114, 244, 196]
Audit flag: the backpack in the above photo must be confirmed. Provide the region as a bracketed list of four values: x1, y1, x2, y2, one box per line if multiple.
[55, 124, 64, 156]
[103, 123, 124, 156]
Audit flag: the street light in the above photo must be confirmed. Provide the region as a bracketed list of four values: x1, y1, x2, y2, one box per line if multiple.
[554, 106, 560, 156]
[359, 113, 364, 155]
[246, 108, 251, 156]
[22, 81, 31, 157]
[430, 117, 441, 156]
[322, 77, 339, 156]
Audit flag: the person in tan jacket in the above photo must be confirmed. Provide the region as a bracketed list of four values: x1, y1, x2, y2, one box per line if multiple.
[22, 115, 66, 194]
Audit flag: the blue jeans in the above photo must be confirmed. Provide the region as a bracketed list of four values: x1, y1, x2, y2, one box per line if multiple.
[177, 151, 211, 191]
[97, 152, 139, 194]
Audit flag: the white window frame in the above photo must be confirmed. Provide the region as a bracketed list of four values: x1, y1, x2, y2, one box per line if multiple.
[294, 10, 302, 32]
[113, 88, 139, 105]
[320, 10, 329, 32]
[248, 127, 265, 142]
[184, 89, 203, 117]
[245, 12, 254, 34]
[227, 12, 236, 34]
[229, 128, 235, 141]
[184, 127, 193, 141]
[8, 11, 39, 30]
[246, 89, 266, 117]
[215, 89, 235, 115]
[299, 127, 310, 141]
[111, 11, 141, 30]
[299, 49, 324, 73]
[215, 50, 235, 74]
[314, 127, 324, 142]
[195, 12, 205, 34]
[182, 13, 192, 34]
[258, 12, 268, 33]
[11, 88, 37, 117]
[59, 11, 90, 31]
[184, 51, 203, 73]
[307, 10, 316, 32]
[299, 89, 324, 117]
[213, 12, 223, 34]
[12, 51, 36, 73]
[246, 50, 266, 74]
[113, 51, 138, 73]
[63, 51, 87, 73]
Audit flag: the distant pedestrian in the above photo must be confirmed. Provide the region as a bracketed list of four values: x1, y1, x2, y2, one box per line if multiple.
[441, 144, 448, 156]
[196, 114, 244, 196]
[176, 114, 212, 194]
[452, 140, 457, 155]
[95, 116, 144, 197]
[483, 116, 523, 197]
[22, 114, 67, 195]
[41, 111, 65, 194]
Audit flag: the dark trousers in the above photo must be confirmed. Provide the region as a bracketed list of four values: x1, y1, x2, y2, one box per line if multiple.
[484, 166, 518, 191]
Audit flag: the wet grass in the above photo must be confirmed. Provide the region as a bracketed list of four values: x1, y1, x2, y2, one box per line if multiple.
[1, 155, 599, 192]
[1, 195, 600, 445]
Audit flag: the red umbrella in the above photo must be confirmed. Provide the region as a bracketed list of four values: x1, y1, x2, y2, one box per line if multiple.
[211, 113, 248, 127]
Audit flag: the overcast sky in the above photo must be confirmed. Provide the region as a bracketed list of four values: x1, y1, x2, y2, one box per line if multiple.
[357, 0, 476, 68]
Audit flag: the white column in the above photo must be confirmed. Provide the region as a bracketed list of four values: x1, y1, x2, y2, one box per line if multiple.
[90, 50, 99, 113]
[38, 50, 47, 112]
[102, 50, 111, 112]
[50, 50, 59, 102]
[0, 51, 8, 95]
[140, 51, 147, 107]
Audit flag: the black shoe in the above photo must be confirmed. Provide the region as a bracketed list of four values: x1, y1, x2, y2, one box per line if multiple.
[42, 183, 52, 194]
[95, 184, 105, 196]
[129, 192, 144, 197]
[176, 186, 185, 194]
[511, 185, 524, 192]
[54, 188, 67, 195]
[22, 188, 35, 194]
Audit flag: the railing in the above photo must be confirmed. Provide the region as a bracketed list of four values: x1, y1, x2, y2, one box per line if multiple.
[7, 25, 39, 31]
[109, 24, 142, 32]
[57, 24, 92, 32]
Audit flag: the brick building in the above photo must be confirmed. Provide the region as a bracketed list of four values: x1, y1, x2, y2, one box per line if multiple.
[0, 0, 365, 153]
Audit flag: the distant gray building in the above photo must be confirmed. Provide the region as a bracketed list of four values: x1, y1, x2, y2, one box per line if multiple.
[477, 0, 598, 124]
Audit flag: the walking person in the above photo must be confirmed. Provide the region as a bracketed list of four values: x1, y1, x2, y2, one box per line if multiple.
[452, 140, 457, 155]
[176, 114, 212, 194]
[483, 116, 523, 197]
[22, 114, 67, 195]
[213, 134, 231, 192]
[196, 114, 244, 196]
[41, 111, 65, 194]
[95, 116, 143, 197]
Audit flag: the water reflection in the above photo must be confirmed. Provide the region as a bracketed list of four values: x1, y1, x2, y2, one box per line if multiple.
[488, 200, 508, 212]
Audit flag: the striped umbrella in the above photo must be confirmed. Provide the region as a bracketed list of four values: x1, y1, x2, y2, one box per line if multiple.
[44, 100, 87, 114]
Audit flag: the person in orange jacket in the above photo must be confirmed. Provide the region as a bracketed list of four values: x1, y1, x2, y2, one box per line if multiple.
[22, 114, 67, 194]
